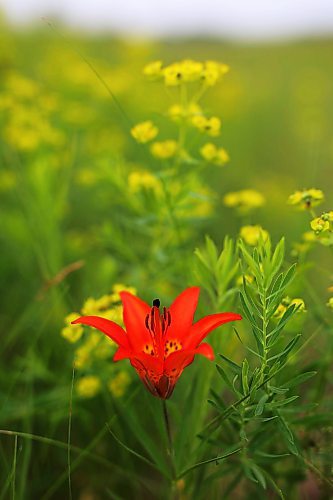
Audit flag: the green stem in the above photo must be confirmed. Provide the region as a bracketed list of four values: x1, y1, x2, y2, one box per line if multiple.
[162, 400, 178, 499]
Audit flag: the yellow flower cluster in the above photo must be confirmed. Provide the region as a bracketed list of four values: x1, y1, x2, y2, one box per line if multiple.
[128, 170, 162, 194]
[310, 211, 333, 235]
[192, 115, 221, 136]
[108, 371, 131, 398]
[327, 297, 333, 309]
[150, 140, 177, 159]
[61, 313, 84, 343]
[131, 120, 158, 143]
[200, 143, 229, 166]
[168, 103, 201, 122]
[223, 189, 266, 213]
[288, 188, 324, 210]
[143, 59, 229, 87]
[240, 225, 269, 246]
[76, 375, 101, 398]
[61, 283, 136, 399]
[274, 297, 306, 319]
[1, 71, 64, 151]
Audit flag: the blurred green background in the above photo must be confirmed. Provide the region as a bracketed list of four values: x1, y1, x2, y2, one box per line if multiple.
[1, 13, 333, 498]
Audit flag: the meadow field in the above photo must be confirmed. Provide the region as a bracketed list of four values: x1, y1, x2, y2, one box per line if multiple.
[0, 17, 333, 499]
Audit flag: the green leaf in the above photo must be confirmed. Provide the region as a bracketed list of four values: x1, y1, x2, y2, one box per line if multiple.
[281, 371, 317, 389]
[250, 463, 267, 489]
[265, 395, 299, 410]
[277, 415, 299, 456]
[267, 334, 301, 363]
[241, 359, 250, 395]
[270, 238, 285, 276]
[216, 365, 235, 391]
[218, 354, 242, 375]
[267, 304, 297, 346]
[255, 393, 269, 416]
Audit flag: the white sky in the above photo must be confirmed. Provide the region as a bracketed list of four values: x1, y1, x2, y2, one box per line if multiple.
[1, 0, 333, 40]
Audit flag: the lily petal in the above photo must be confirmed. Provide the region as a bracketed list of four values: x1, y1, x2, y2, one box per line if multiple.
[120, 292, 151, 350]
[166, 287, 200, 341]
[184, 312, 242, 349]
[72, 316, 129, 348]
[164, 343, 213, 377]
[113, 346, 131, 361]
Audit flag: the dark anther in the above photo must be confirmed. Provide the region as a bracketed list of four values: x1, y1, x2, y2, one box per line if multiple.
[152, 298, 160, 308]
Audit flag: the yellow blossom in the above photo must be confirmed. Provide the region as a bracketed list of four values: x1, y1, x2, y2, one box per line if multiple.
[310, 217, 330, 234]
[192, 116, 221, 136]
[76, 376, 101, 398]
[274, 297, 306, 319]
[143, 60, 163, 79]
[128, 170, 161, 194]
[236, 274, 254, 286]
[131, 121, 158, 143]
[223, 189, 265, 212]
[200, 143, 217, 161]
[61, 313, 83, 343]
[150, 140, 177, 159]
[200, 143, 229, 166]
[111, 284, 137, 302]
[201, 60, 230, 86]
[180, 59, 203, 82]
[168, 103, 201, 122]
[290, 298, 306, 312]
[240, 225, 269, 246]
[163, 63, 183, 86]
[288, 188, 324, 210]
[108, 371, 131, 398]
[302, 231, 317, 242]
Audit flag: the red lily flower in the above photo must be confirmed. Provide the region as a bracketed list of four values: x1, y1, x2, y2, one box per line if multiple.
[72, 287, 241, 399]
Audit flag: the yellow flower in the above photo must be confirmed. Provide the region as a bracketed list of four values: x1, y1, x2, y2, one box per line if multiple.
[180, 59, 203, 82]
[200, 143, 229, 165]
[288, 188, 324, 210]
[75, 345, 91, 369]
[131, 121, 158, 143]
[61, 313, 83, 343]
[108, 371, 131, 398]
[111, 283, 137, 300]
[327, 297, 333, 309]
[200, 143, 217, 161]
[192, 116, 221, 136]
[273, 303, 287, 319]
[290, 298, 306, 312]
[302, 231, 317, 242]
[322, 211, 333, 222]
[236, 274, 254, 286]
[76, 376, 101, 398]
[143, 60, 163, 79]
[310, 217, 330, 234]
[163, 63, 183, 86]
[274, 297, 306, 319]
[240, 225, 269, 246]
[150, 140, 177, 159]
[81, 297, 102, 316]
[168, 103, 201, 122]
[128, 170, 162, 194]
[201, 60, 230, 86]
[223, 189, 265, 212]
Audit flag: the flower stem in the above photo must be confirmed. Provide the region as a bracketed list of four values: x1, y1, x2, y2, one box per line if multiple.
[162, 400, 179, 498]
